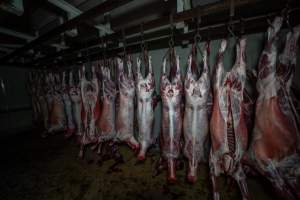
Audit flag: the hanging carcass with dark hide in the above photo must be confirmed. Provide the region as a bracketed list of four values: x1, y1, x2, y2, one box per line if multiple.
[69, 70, 83, 143]
[79, 66, 100, 158]
[27, 71, 41, 126]
[62, 71, 75, 138]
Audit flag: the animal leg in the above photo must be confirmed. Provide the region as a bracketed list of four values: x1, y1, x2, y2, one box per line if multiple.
[209, 154, 220, 200]
[233, 164, 251, 200]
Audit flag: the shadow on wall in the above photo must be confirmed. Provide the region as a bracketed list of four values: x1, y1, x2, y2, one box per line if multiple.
[0, 66, 32, 137]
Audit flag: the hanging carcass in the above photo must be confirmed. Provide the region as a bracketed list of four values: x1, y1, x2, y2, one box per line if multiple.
[27, 71, 41, 126]
[160, 49, 183, 182]
[95, 62, 124, 162]
[183, 42, 212, 183]
[116, 57, 139, 150]
[48, 73, 66, 133]
[136, 55, 156, 160]
[209, 38, 250, 200]
[79, 66, 100, 158]
[97, 65, 117, 143]
[246, 17, 300, 200]
[69, 70, 83, 143]
[37, 72, 50, 137]
[62, 71, 75, 138]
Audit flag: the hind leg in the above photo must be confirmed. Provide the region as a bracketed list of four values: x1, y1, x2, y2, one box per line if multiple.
[265, 163, 297, 200]
[233, 164, 251, 200]
[209, 154, 221, 200]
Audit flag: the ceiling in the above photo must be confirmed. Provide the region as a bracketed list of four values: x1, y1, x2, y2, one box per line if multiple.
[0, 0, 176, 61]
[0, 0, 299, 67]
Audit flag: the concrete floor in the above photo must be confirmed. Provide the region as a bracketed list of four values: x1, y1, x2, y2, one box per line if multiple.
[0, 130, 275, 200]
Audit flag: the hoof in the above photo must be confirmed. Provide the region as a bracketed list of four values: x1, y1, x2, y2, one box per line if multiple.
[137, 154, 145, 161]
[187, 175, 197, 184]
[78, 150, 83, 159]
[167, 176, 177, 184]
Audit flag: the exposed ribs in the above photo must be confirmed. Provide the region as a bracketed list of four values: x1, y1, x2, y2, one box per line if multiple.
[227, 93, 236, 156]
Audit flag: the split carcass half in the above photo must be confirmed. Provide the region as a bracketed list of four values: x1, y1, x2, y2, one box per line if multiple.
[136, 56, 156, 160]
[209, 38, 250, 200]
[97, 66, 117, 142]
[160, 53, 183, 182]
[116, 58, 139, 150]
[69, 70, 83, 143]
[247, 17, 300, 199]
[48, 73, 66, 133]
[27, 71, 41, 125]
[183, 42, 211, 183]
[37, 73, 50, 136]
[79, 66, 100, 158]
[62, 71, 75, 138]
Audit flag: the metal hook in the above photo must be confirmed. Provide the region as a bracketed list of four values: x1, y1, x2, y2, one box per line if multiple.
[169, 39, 174, 48]
[240, 17, 245, 35]
[122, 28, 127, 57]
[266, 15, 274, 30]
[169, 13, 175, 48]
[194, 33, 201, 44]
[228, 24, 236, 39]
[140, 23, 148, 51]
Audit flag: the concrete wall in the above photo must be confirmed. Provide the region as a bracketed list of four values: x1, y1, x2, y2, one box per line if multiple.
[0, 66, 32, 136]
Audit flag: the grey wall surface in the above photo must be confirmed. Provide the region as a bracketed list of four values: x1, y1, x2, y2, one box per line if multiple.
[0, 66, 32, 136]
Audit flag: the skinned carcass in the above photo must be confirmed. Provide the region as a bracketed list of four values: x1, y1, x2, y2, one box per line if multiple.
[79, 66, 100, 158]
[209, 38, 250, 200]
[183, 42, 211, 183]
[27, 71, 41, 125]
[160, 52, 183, 182]
[97, 66, 117, 142]
[45, 73, 54, 125]
[94, 64, 119, 160]
[62, 71, 75, 138]
[136, 55, 156, 160]
[246, 17, 300, 200]
[69, 70, 83, 143]
[48, 73, 66, 133]
[116, 58, 139, 150]
[37, 73, 50, 137]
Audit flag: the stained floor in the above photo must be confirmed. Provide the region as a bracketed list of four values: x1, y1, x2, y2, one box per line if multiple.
[0, 130, 275, 200]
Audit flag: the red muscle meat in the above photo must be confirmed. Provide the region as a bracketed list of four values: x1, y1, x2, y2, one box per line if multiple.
[79, 66, 100, 158]
[209, 38, 250, 200]
[247, 17, 300, 200]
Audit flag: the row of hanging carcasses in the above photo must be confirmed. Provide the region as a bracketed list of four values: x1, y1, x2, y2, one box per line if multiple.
[27, 16, 300, 200]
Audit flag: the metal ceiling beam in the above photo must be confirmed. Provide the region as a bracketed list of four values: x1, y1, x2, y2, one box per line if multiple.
[35, 0, 263, 64]
[0, 47, 12, 53]
[32, 0, 300, 67]
[47, 0, 113, 35]
[0, 0, 134, 63]
[0, 44, 22, 49]
[0, 27, 36, 41]
[50, 9, 300, 67]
